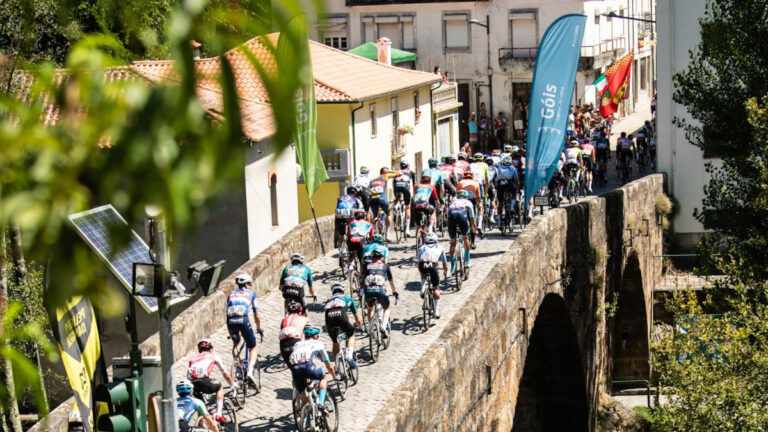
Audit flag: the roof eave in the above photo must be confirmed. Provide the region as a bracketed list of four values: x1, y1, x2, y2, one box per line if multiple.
[318, 80, 442, 104]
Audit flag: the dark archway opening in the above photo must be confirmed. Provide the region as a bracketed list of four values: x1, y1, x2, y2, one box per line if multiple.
[512, 294, 589, 432]
[611, 255, 650, 381]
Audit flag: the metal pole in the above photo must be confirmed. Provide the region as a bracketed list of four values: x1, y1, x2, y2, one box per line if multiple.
[486, 14, 494, 141]
[147, 214, 178, 432]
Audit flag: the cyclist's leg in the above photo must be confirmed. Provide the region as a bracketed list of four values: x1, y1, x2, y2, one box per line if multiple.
[328, 326, 341, 359]
[379, 292, 392, 329]
[364, 291, 375, 323]
[403, 190, 412, 234]
[448, 217, 458, 271]
[461, 218, 472, 265]
[430, 267, 441, 316]
[238, 321, 258, 378]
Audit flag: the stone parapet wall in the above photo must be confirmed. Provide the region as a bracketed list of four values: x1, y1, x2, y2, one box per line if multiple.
[31, 215, 334, 432]
[366, 174, 664, 432]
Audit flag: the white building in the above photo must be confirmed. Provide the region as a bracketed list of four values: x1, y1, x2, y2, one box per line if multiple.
[656, 0, 710, 249]
[314, 0, 655, 144]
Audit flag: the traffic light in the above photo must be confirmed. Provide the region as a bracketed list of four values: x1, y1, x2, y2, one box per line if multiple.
[95, 373, 145, 432]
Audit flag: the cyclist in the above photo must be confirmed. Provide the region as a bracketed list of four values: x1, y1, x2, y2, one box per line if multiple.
[289, 324, 338, 412]
[500, 144, 513, 161]
[324, 283, 363, 369]
[421, 158, 447, 201]
[187, 339, 237, 424]
[563, 140, 583, 188]
[439, 154, 458, 192]
[485, 156, 498, 224]
[413, 174, 440, 234]
[616, 132, 635, 178]
[496, 156, 520, 221]
[226, 273, 263, 384]
[347, 208, 374, 273]
[457, 171, 482, 246]
[581, 138, 596, 194]
[363, 233, 389, 263]
[393, 161, 416, 236]
[352, 166, 372, 212]
[447, 190, 476, 270]
[489, 148, 502, 166]
[279, 301, 310, 365]
[361, 249, 398, 338]
[176, 379, 219, 432]
[368, 167, 400, 239]
[595, 132, 610, 164]
[417, 232, 448, 319]
[335, 186, 363, 249]
[455, 151, 470, 174]
[279, 252, 315, 312]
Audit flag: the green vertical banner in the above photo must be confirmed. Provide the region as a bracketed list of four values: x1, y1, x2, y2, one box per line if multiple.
[279, 14, 329, 200]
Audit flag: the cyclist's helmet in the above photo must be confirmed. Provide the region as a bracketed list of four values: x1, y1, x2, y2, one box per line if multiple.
[457, 151, 467, 159]
[421, 174, 431, 183]
[485, 156, 494, 165]
[371, 249, 384, 260]
[360, 166, 369, 174]
[473, 152, 484, 161]
[380, 167, 390, 174]
[570, 140, 580, 147]
[346, 185, 359, 195]
[354, 208, 366, 219]
[400, 161, 410, 169]
[235, 273, 252, 287]
[177, 379, 194, 396]
[428, 158, 438, 167]
[68, 410, 83, 424]
[290, 252, 305, 264]
[331, 283, 345, 295]
[197, 339, 213, 352]
[440, 156, 446, 164]
[287, 301, 303, 314]
[620, 132, 627, 137]
[303, 324, 321, 337]
[463, 171, 475, 179]
[628, 134, 634, 139]
[457, 190, 470, 198]
[504, 144, 513, 153]
[425, 232, 438, 244]
[510, 145, 520, 154]
[372, 234, 385, 244]
[501, 155, 513, 166]
[446, 154, 457, 163]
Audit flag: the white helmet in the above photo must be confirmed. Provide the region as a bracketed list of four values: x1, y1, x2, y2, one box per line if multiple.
[235, 273, 252, 286]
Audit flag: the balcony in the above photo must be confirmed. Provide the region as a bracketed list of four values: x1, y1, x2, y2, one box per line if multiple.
[391, 131, 407, 159]
[579, 37, 626, 70]
[498, 47, 538, 73]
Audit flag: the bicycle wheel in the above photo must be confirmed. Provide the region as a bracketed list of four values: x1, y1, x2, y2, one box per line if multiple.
[221, 398, 238, 432]
[382, 317, 391, 350]
[292, 390, 302, 430]
[338, 241, 348, 277]
[454, 246, 463, 291]
[333, 353, 348, 400]
[320, 395, 339, 432]
[368, 317, 380, 363]
[349, 350, 359, 386]
[422, 284, 431, 332]
[299, 404, 314, 432]
[230, 361, 246, 408]
[393, 209, 402, 244]
[252, 357, 262, 394]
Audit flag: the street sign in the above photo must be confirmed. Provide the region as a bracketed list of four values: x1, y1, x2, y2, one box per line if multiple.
[533, 195, 549, 207]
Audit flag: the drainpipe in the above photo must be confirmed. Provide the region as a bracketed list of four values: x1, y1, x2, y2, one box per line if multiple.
[350, 101, 365, 176]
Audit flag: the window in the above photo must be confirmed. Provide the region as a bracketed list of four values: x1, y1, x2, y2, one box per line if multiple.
[319, 16, 349, 50]
[509, 11, 537, 58]
[361, 15, 415, 50]
[391, 97, 399, 130]
[594, 15, 600, 25]
[323, 37, 347, 50]
[413, 91, 420, 124]
[443, 13, 470, 51]
[269, 174, 278, 226]
[370, 103, 377, 137]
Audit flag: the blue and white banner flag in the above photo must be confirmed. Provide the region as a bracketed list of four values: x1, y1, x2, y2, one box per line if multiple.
[524, 14, 586, 205]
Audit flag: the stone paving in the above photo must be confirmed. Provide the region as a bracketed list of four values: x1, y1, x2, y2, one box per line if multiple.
[173, 225, 518, 431]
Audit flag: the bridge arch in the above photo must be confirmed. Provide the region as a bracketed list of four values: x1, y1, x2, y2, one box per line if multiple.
[512, 293, 589, 432]
[610, 252, 650, 381]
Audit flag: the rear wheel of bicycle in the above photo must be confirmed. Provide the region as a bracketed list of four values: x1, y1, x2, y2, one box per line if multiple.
[292, 390, 302, 430]
[382, 319, 392, 350]
[320, 395, 339, 432]
[349, 351, 359, 385]
[251, 358, 262, 394]
[454, 248, 463, 291]
[338, 242, 348, 277]
[369, 319, 380, 363]
[422, 287, 432, 332]
[221, 398, 238, 432]
[393, 211, 402, 244]
[333, 354, 348, 400]
[230, 362, 246, 408]
[299, 404, 314, 432]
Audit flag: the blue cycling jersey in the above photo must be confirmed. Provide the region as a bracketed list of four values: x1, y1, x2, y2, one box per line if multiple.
[336, 194, 362, 210]
[226, 288, 258, 317]
[176, 396, 207, 422]
[362, 243, 389, 262]
[421, 168, 444, 186]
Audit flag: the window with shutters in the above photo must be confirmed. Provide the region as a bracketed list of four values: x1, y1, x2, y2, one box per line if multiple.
[319, 16, 349, 50]
[509, 10, 538, 58]
[443, 12, 470, 52]
[360, 15, 416, 50]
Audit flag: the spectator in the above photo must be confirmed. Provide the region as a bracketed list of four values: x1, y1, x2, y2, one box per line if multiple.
[494, 111, 507, 145]
[513, 99, 524, 141]
[434, 66, 441, 76]
[468, 112, 478, 149]
[443, 72, 450, 83]
[478, 103, 490, 152]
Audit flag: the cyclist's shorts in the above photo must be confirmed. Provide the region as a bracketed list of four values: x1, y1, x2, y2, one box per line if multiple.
[326, 313, 355, 342]
[369, 198, 391, 216]
[596, 148, 608, 163]
[393, 187, 411, 205]
[192, 377, 221, 398]
[487, 185, 497, 201]
[364, 288, 390, 309]
[448, 213, 470, 239]
[418, 262, 440, 288]
[178, 420, 191, 432]
[335, 217, 352, 237]
[359, 190, 370, 211]
[290, 362, 325, 394]
[414, 206, 434, 224]
[279, 338, 299, 365]
[584, 158, 594, 172]
[565, 163, 579, 175]
[347, 241, 365, 261]
[227, 317, 257, 348]
[282, 286, 306, 307]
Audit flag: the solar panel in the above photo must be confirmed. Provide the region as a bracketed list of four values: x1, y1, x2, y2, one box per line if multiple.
[69, 205, 188, 313]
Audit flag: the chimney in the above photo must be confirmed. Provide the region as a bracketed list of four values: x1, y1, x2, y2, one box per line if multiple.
[190, 40, 202, 60]
[376, 37, 392, 66]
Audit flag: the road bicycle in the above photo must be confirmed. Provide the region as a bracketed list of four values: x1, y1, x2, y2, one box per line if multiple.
[594, 162, 607, 187]
[192, 388, 238, 432]
[453, 234, 469, 291]
[347, 255, 366, 331]
[414, 208, 429, 250]
[332, 332, 358, 400]
[337, 234, 349, 278]
[566, 165, 580, 204]
[618, 153, 632, 185]
[372, 209, 386, 236]
[420, 269, 437, 332]
[435, 203, 447, 238]
[294, 379, 339, 432]
[229, 332, 262, 408]
[366, 291, 397, 363]
[392, 193, 407, 244]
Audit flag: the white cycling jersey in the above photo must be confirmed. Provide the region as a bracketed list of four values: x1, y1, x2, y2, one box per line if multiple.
[187, 351, 226, 380]
[564, 147, 582, 165]
[353, 174, 372, 189]
[417, 243, 447, 263]
[289, 339, 330, 365]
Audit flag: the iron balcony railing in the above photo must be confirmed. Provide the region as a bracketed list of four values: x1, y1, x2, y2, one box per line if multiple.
[498, 47, 538, 61]
[580, 37, 626, 57]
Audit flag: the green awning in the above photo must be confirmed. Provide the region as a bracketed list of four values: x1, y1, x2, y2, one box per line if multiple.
[347, 42, 417, 65]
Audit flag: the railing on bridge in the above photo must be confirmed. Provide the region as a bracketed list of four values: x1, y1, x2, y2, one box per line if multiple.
[655, 254, 725, 291]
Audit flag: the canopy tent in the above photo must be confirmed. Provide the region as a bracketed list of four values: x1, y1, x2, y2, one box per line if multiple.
[347, 42, 417, 65]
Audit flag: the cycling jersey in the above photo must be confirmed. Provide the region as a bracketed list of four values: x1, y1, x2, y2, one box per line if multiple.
[596, 138, 609, 150]
[176, 396, 207, 423]
[455, 159, 470, 173]
[289, 339, 331, 366]
[352, 173, 372, 189]
[420, 168, 444, 186]
[335, 194, 362, 218]
[564, 147, 582, 165]
[369, 174, 397, 199]
[417, 243, 447, 264]
[280, 264, 313, 290]
[413, 183, 438, 209]
[394, 170, 415, 191]
[187, 351, 225, 380]
[496, 166, 519, 189]
[347, 219, 373, 243]
[226, 288, 258, 318]
[581, 143, 595, 162]
[362, 261, 392, 290]
[617, 137, 633, 152]
[280, 313, 309, 341]
[439, 164, 456, 184]
[457, 179, 481, 200]
[324, 294, 359, 316]
[487, 165, 498, 183]
[469, 161, 490, 185]
[362, 243, 389, 262]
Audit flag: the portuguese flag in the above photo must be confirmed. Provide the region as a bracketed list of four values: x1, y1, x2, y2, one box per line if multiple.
[596, 52, 634, 117]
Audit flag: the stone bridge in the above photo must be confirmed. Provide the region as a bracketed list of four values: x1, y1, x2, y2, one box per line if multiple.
[35, 174, 664, 431]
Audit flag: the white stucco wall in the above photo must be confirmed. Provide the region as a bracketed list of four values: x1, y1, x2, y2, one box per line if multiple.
[657, 0, 711, 246]
[244, 143, 300, 257]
